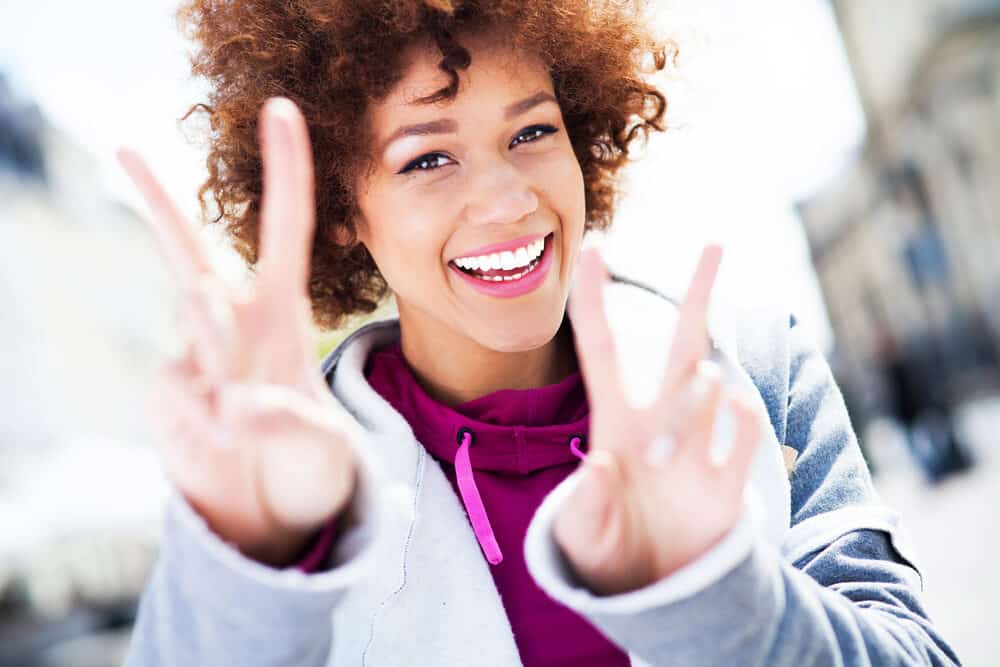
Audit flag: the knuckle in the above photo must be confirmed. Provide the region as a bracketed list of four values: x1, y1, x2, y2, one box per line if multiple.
[685, 360, 722, 404]
[727, 390, 757, 419]
[727, 397, 763, 443]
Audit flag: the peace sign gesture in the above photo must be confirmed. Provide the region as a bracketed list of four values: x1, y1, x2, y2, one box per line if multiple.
[554, 245, 763, 596]
[120, 98, 362, 566]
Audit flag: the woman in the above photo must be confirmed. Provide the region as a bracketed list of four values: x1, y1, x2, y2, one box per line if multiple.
[121, 1, 959, 665]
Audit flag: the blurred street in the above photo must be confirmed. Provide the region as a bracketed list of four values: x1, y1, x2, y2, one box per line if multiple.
[866, 396, 1000, 667]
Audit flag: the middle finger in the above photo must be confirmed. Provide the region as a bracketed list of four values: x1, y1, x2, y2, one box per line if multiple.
[255, 97, 317, 307]
[657, 245, 722, 403]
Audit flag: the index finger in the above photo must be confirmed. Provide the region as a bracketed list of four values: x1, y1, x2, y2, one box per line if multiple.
[117, 148, 213, 287]
[660, 244, 723, 395]
[255, 97, 317, 301]
[568, 245, 626, 411]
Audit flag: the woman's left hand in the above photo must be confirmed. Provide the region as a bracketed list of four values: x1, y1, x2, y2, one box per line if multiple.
[554, 245, 763, 596]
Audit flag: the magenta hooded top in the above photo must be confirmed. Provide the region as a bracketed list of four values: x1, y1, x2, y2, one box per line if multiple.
[298, 337, 629, 666]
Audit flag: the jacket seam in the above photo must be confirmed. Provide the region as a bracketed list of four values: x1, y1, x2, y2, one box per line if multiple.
[362, 444, 427, 666]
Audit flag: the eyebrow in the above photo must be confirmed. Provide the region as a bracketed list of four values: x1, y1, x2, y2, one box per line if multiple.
[380, 91, 559, 155]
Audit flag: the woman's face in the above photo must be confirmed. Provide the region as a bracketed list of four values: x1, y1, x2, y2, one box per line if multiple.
[353, 35, 586, 355]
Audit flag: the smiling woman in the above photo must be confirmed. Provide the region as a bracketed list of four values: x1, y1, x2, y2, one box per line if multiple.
[177, 0, 670, 333]
[122, 1, 960, 666]
[353, 33, 590, 403]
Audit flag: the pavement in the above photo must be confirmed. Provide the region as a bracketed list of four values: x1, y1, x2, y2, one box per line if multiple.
[865, 396, 1000, 667]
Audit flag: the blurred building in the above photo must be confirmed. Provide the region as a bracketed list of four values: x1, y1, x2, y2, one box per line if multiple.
[0, 67, 398, 665]
[1, 74, 168, 667]
[798, 1, 1000, 422]
[0, 72, 172, 445]
[0, 75, 46, 184]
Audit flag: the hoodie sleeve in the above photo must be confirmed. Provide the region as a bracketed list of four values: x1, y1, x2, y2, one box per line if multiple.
[124, 441, 385, 667]
[524, 313, 962, 666]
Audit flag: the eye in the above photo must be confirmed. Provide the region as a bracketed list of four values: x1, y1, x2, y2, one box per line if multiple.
[396, 124, 559, 175]
[510, 124, 558, 148]
[398, 153, 454, 175]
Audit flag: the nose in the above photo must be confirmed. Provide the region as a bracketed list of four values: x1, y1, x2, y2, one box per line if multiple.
[462, 159, 539, 228]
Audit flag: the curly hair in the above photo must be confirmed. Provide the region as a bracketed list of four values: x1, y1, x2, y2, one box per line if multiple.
[177, 0, 674, 330]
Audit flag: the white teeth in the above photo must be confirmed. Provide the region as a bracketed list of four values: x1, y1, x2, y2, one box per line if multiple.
[471, 255, 542, 282]
[454, 236, 547, 271]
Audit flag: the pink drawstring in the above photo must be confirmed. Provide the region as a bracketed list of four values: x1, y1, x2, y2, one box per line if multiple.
[454, 429, 587, 566]
[455, 428, 503, 565]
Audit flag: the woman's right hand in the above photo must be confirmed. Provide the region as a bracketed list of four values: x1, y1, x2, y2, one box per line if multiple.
[119, 98, 362, 567]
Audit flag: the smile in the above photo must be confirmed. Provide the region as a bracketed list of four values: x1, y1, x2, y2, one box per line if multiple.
[449, 232, 555, 298]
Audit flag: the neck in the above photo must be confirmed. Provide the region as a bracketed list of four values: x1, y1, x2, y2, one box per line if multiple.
[396, 310, 578, 407]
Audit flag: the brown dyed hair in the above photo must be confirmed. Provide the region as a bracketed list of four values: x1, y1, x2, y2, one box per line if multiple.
[177, 0, 673, 329]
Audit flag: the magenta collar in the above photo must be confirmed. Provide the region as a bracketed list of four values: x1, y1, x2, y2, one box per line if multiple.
[363, 340, 590, 564]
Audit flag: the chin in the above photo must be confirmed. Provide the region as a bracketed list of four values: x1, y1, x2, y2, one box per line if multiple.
[473, 308, 565, 353]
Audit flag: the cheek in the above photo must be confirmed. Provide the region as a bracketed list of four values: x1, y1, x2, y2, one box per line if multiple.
[519, 145, 583, 206]
[361, 198, 449, 283]
[359, 183, 417, 245]
[534, 153, 585, 225]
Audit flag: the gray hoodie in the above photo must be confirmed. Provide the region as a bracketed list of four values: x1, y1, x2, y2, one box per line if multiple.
[125, 278, 960, 666]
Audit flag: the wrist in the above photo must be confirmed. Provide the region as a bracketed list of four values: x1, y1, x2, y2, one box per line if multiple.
[186, 496, 324, 568]
[559, 511, 742, 597]
[245, 461, 359, 568]
[240, 524, 319, 568]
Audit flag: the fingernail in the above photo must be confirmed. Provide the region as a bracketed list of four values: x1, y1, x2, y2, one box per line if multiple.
[710, 406, 736, 466]
[266, 100, 294, 137]
[266, 96, 293, 114]
[646, 434, 677, 467]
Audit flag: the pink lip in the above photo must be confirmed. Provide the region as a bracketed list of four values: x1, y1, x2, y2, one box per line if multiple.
[450, 233, 548, 262]
[450, 233, 555, 299]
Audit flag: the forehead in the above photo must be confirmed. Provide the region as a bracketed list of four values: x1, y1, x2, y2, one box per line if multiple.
[368, 36, 554, 130]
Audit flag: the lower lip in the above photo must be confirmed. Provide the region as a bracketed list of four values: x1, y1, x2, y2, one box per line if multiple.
[450, 234, 555, 299]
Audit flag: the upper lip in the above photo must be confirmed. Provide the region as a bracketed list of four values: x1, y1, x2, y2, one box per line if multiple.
[450, 233, 550, 262]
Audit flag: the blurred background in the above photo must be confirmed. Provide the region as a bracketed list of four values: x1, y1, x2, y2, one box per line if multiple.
[0, 0, 997, 665]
